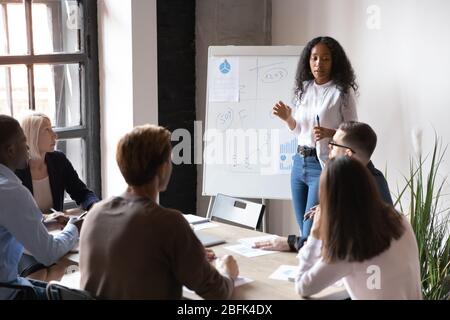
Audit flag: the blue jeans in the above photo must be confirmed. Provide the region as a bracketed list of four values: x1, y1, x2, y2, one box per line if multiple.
[27, 279, 48, 300]
[291, 153, 322, 244]
[11, 278, 48, 300]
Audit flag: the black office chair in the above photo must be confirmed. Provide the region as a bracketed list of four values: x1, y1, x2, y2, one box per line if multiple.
[46, 282, 94, 300]
[0, 282, 39, 300]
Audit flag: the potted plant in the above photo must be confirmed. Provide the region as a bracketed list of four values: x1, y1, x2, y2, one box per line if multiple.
[393, 133, 450, 300]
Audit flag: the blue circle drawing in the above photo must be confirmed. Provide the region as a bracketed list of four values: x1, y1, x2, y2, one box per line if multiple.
[219, 59, 231, 74]
[280, 155, 287, 161]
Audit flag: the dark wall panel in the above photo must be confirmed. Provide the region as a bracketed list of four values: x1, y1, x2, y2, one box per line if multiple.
[157, 0, 196, 214]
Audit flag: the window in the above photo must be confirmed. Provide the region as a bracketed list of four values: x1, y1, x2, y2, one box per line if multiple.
[0, 0, 100, 205]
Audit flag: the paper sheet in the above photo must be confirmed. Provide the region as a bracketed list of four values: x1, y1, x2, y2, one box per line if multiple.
[192, 222, 219, 231]
[182, 214, 219, 231]
[269, 265, 299, 281]
[66, 253, 79, 264]
[183, 214, 210, 224]
[209, 57, 239, 102]
[56, 271, 81, 290]
[234, 276, 254, 287]
[224, 244, 276, 258]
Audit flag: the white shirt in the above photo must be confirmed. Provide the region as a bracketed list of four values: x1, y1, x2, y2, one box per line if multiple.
[32, 176, 53, 212]
[289, 80, 357, 165]
[0, 164, 78, 299]
[295, 216, 422, 300]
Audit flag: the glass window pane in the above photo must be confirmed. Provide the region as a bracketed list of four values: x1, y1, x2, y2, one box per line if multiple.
[32, 0, 83, 54]
[57, 138, 85, 181]
[0, 65, 9, 115]
[56, 138, 86, 202]
[34, 63, 81, 127]
[0, 65, 29, 117]
[0, 3, 27, 55]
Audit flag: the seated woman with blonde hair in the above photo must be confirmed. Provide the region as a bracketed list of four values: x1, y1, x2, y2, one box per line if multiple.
[15, 112, 99, 280]
[295, 156, 422, 299]
[16, 113, 99, 216]
[79, 124, 238, 299]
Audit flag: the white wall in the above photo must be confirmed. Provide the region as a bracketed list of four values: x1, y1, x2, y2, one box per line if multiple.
[131, 0, 158, 127]
[270, 0, 450, 236]
[98, 0, 158, 198]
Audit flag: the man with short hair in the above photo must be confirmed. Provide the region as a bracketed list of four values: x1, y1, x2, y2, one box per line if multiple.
[255, 121, 393, 252]
[0, 115, 81, 300]
[80, 124, 238, 299]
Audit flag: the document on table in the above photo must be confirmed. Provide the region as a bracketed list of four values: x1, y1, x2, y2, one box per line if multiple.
[237, 235, 278, 248]
[192, 222, 219, 231]
[234, 276, 254, 287]
[224, 244, 276, 258]
[269, 265, 299, 281]
[56, 271, 81, 290]
[182, 214, 219, 231]
[183, 214, 210, 225]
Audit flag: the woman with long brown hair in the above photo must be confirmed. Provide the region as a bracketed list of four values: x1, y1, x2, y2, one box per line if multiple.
[295, 156, 422, 299]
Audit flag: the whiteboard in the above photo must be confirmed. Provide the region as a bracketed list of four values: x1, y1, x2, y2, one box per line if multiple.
[202, 46, 304, 200]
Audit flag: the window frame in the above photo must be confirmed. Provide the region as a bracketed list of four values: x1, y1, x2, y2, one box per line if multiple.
[0, 0, 101, 206]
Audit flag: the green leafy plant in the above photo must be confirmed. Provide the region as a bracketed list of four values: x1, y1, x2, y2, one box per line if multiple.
[394, 136, 450, 300]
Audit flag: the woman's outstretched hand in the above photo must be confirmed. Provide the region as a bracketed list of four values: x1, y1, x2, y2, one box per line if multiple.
[272, 101, 292, 122]
[273, 101, 297, 130]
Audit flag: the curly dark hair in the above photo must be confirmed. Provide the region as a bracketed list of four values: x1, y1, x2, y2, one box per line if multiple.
[295, 36, 358, 102]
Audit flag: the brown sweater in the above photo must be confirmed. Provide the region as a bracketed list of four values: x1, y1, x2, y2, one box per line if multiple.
[79, 195, 233, 299]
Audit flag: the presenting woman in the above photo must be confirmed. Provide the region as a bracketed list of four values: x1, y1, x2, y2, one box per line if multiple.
[272, 36, 358, 248]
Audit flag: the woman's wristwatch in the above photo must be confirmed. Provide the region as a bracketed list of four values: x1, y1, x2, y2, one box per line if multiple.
[287, 235, 298, 252]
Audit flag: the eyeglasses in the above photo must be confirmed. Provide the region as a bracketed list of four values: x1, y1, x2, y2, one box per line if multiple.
[328, 140, 356, 154]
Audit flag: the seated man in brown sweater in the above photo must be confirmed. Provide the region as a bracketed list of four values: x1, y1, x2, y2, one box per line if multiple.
[79, 124, 238, 299]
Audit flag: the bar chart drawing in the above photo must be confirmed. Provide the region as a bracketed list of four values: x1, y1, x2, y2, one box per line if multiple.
[279, 138, 297, 172]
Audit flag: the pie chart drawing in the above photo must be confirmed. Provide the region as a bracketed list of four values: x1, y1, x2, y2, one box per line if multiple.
[220, 59, 231, 74]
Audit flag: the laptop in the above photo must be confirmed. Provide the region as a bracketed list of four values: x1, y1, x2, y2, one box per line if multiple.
[194, 231, 226, 247]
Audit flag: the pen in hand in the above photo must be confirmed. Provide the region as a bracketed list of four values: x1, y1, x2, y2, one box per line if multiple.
[314, 115, 322, 142]
[42, 208, 57, 223]
[78, 211, 89, 220]
[303, 205, 318, 221]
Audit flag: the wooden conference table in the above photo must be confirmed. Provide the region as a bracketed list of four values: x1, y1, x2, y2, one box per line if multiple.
[61, 221, 348, 300]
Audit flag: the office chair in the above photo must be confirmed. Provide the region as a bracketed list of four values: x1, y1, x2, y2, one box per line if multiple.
[0, 281, 39, 300]
[46, 282, 94, 300]
[209, 193, 265, 230]
[18, 254, 47, 277]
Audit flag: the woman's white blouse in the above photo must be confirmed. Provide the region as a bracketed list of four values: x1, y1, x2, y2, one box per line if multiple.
[289, 80, 357, 166]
